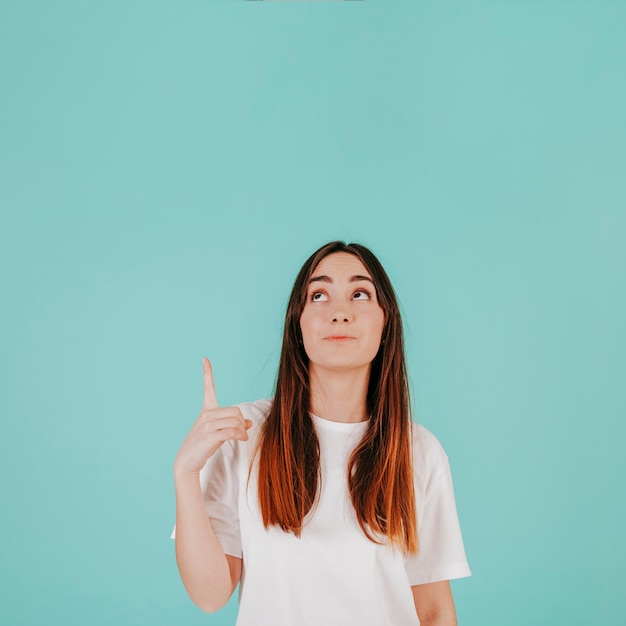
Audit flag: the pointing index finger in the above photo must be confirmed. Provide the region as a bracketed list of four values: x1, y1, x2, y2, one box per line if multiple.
[202, 357, 219, 410]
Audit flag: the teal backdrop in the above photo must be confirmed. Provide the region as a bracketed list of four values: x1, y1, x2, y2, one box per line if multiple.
[1, 2, 624, 625]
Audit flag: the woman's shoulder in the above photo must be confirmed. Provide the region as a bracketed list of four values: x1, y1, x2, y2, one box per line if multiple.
[235, 398, 273, 425]
[410, 421, 450, 475]
[218, 399, 272, 458]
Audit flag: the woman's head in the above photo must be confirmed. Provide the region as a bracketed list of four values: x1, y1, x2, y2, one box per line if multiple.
[280, 241, 405, 409]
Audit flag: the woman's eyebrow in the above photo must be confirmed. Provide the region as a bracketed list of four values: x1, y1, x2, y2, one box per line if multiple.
[309, 274, 374, 284]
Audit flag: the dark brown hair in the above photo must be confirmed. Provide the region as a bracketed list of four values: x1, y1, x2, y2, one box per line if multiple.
[255, 241, 418, 554]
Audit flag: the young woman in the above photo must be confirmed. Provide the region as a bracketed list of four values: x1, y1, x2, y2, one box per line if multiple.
[171, 241, 471, 626]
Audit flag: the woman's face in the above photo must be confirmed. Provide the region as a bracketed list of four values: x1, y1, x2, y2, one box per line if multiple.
[299, 252, 385, 374]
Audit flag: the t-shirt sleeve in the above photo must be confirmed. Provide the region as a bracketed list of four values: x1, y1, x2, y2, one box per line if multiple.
[404, 444, 471, 586]
[169, 440, 242, 559]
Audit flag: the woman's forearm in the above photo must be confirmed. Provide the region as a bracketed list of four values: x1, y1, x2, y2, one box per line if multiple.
[173, 471, 235, 612]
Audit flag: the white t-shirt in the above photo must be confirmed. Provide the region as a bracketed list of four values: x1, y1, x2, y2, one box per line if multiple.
[171, 399, 471, 625]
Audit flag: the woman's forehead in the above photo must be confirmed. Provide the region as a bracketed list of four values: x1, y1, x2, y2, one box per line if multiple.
[311, 252, 370, 280]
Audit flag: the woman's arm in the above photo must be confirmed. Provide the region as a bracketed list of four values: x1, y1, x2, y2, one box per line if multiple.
[411, 580, 457, 626]
[173, 359, 250, 612]
[174, 470, 241, 612]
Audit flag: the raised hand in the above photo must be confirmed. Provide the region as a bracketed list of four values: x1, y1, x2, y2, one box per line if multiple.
[173, 358, 253, 477]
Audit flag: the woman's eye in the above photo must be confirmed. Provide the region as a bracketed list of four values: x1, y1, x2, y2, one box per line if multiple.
[352, 290, 371, 301]
[311, 291, 329, 302]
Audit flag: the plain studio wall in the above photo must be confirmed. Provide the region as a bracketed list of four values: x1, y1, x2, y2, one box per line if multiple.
[1, 2, 624, 625]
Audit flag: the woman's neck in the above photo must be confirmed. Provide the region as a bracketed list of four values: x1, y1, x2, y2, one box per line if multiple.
[308, 364, 370, 423]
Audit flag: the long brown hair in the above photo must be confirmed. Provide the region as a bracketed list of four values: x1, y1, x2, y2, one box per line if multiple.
[255, 241, 418, 554]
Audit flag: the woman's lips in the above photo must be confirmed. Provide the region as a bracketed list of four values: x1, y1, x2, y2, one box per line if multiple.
[324, 335, 356, 342]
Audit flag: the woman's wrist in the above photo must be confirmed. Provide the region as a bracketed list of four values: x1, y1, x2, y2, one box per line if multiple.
[173, 466, 201, 487]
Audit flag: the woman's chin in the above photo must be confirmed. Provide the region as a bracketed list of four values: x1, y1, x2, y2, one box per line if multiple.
[309, 358, 372, 375]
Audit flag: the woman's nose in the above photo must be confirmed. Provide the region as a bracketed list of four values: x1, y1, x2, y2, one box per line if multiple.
[331, 307, 351, 323]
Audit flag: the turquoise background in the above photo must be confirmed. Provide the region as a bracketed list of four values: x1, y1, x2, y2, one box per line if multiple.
[1, 2, 624, 625]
